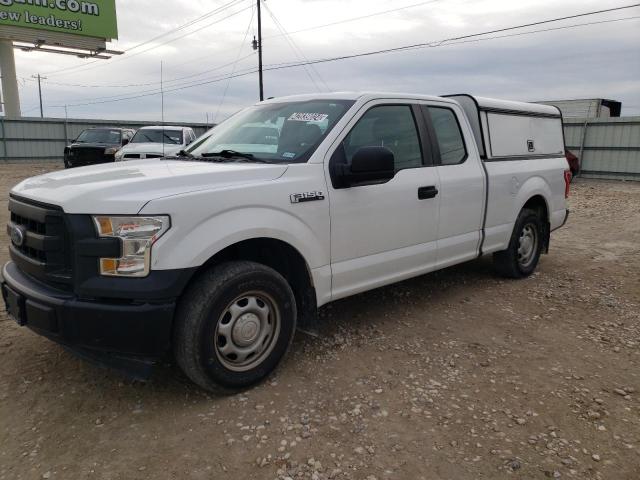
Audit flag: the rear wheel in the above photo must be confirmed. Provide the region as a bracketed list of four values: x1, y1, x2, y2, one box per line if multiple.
[493, 208, 544, 278]
[174, 261, 297, 393]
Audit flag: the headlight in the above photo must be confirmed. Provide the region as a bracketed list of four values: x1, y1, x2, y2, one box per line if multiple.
[92, 216, 170, 277]
[105, 147, 119, 155]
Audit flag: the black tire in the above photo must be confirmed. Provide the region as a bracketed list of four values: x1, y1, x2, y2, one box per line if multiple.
[493, 208, 544, 279]
[174, 261, 297, 393]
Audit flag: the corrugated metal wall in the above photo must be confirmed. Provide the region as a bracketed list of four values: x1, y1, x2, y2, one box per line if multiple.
[0, 117, 212, 162]
[2, 115, 639, 180]
[565, 116, 640, 180]
[539, 99, 604, 118]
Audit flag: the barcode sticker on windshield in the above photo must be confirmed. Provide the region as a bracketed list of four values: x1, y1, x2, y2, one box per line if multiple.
[288, 113, 328, 122]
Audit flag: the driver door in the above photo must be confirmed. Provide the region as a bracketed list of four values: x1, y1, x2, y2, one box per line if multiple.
[326, 101, 441, 301]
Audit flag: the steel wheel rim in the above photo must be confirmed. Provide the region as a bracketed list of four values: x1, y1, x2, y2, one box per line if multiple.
[517, 223, 538, 269]
[214, 291, 281, 372]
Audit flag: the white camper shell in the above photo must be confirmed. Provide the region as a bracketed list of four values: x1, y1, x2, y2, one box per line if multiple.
[445, 95, 565, 160]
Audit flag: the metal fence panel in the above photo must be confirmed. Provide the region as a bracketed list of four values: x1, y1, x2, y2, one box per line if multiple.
[0, 116, 212, 162]
[564, 116, 640, 180]
[3, 115, 639, 180]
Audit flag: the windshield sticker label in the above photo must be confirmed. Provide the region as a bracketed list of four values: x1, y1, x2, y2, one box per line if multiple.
[288, 113, 328, 122]
[282, 152, 297, 159]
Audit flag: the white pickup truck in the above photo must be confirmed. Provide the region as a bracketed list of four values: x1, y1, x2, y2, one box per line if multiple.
[2, 92, 570, 392]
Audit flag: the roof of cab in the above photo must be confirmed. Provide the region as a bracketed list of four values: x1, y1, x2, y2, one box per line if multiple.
[258, 92, 557, 115]
[138, 125, 189, 131]
[259, 91, 455, 104]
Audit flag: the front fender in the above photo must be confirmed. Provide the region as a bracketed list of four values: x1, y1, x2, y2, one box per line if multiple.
[147, 205, 329, 271]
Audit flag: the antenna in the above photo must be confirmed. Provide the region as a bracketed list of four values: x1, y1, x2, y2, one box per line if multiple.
[255, 0, 264, 101]
[161, 60, 165, 158]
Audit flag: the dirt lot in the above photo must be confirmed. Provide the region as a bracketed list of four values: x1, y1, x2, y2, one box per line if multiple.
[0, 163, 638, 480]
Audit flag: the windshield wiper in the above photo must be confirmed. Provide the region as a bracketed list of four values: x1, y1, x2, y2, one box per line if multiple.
[200, 150, 276, 164]
[177, 149, 196, 158]
[202, 149, 255, 160]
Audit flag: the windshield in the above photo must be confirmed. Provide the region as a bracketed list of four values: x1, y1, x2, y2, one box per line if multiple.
[131, 129, 183, 145]
[187, 100, 355, 163]
[75, 129, 121, 144]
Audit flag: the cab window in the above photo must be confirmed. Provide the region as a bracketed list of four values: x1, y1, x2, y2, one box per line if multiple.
[342, 105, 422, 172]
[426, 107, 467, 165]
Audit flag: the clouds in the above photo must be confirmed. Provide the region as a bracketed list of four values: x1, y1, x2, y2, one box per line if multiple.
[11, 0, 640, 120]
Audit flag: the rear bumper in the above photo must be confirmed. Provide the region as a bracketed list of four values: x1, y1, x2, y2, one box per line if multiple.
[551, 209, 569, 232]
[1, 261, 175, 361]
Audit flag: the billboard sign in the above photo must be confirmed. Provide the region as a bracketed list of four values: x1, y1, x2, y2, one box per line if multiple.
[0, 0, 117, 40]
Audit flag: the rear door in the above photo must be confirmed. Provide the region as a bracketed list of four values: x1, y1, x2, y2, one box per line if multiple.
[326, 100, 441, 300]
[420, 103, 486, 268]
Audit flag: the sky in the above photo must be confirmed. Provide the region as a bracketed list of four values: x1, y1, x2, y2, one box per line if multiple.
[7, 0, 640, 122]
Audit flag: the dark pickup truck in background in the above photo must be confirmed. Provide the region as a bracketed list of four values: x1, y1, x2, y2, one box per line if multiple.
[64, 128, 135, 168]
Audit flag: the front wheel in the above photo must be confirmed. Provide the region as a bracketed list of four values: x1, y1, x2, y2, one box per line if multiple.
[493, 208, 544, 278]
[174, 261, 297, 393]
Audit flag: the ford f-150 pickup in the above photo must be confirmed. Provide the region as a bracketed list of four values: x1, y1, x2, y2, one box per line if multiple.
[2, 92, 570, 392]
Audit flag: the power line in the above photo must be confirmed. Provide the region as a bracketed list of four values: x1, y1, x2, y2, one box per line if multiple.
[42, 0, 250, 77]
[264, 0, 445, 39]
[49, 14, 640, 109]
[261, 1, 329, 93]
[46, 13, 639, 109]
[261, 15, 640, 70]
[273, 3, 640, 67]
[126, 0, 248, 51]
[214, 4, 256, 122]
[35, 2, 638, 92]
[26, 53, 255, 89]
[35, 0, 443, 86]
[79, 0, 445, 87]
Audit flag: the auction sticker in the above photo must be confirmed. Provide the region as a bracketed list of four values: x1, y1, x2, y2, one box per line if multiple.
[288, 113, 328, 122]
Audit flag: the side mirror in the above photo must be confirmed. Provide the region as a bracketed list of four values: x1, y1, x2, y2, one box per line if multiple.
[122, 138, 130, 146]
[333, 146, 395, 188]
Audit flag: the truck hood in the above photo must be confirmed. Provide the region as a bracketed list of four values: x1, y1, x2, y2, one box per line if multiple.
[119, 142, 183, 156]
[11, 159, 288, 214]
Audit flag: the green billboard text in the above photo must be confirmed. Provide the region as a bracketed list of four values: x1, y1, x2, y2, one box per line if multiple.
[0, 0, 117, 39]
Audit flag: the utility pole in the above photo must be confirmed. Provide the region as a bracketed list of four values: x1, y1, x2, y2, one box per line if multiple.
[32, 74, 46, 118]
[252, 0, 264, 101]
[0, 39, 21, 118]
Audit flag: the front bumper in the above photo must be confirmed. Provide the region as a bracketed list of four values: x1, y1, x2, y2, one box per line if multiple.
[1, 261, 175, 363]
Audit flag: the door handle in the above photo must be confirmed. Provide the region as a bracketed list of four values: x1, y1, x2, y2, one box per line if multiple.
[418, 186, 438, 200]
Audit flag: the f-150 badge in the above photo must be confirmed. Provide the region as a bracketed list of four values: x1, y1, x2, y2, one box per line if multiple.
[290, 191, 325, 203]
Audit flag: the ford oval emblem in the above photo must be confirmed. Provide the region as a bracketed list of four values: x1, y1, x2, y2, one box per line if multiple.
[9, 224, 26, 248]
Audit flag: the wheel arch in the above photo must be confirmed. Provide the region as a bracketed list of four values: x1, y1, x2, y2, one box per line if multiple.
[519, 193, 551, 253]
[189, 237, 318, 330]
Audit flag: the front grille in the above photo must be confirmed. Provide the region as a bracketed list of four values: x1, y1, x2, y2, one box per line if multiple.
[10, 211, 46, 262]
[8, 196, 72, 286]
[72, 147, 106, 164]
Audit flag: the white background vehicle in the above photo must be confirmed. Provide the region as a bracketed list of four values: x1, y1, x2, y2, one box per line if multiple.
[2, 92, 570, 392]
[115, 126, 197, 161]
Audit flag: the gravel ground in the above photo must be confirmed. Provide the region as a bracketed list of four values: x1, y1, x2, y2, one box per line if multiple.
[0, 163, 639, 480]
